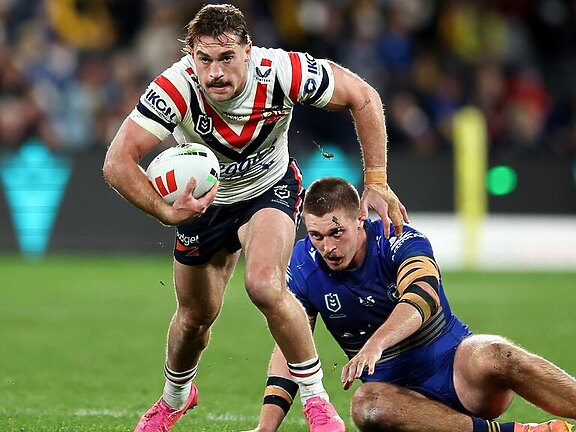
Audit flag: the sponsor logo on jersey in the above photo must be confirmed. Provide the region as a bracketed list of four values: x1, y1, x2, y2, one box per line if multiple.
[304, 53, 319, 75]
[386, 283, 400, 301]
[175, 232, 200, 257]
[308, 247, 317, 261]
[359, 295, 375, 307]
[304, 78, 317, 94]
[303, 54, 319, 94]
[262, 107, 289, 124]
[325, 293, 341, 312]
[218, 107, 289, 124]
[256, 66, 272, 79]
[219, 145, 275, 178]
[195, 114, 213, 135]
[176, 232, 199, 246]
[145, 88, 177, 123]
[221, 112, 250, 121]
[256, 58, 273, 82]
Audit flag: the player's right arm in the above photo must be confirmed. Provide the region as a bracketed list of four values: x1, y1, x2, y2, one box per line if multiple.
[103, 118, 215, 226]
[323, 61, 409, 238]
[341, 229, 441, 389]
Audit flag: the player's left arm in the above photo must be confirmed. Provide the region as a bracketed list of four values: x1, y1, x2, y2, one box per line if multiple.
[323, 62, 409, 238]
[341, 254, 441, 389]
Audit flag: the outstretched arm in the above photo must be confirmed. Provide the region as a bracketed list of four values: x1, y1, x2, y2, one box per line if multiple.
[324, 62, 409, 238]
[342, 255, 441, 389]
[341, 302, 422, 390]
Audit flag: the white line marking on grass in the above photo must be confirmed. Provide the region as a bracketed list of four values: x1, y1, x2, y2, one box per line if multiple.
[206, 413, 257, 422]
[205, 412, 305, 425]
[74, 408, 131, 417]
[0, 407, 137, 417]
[0, 407, 307, 426]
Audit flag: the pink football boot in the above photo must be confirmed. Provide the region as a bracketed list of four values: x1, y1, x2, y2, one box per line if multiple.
[303, 396, 346, 432]
[134, 384, 198, 432]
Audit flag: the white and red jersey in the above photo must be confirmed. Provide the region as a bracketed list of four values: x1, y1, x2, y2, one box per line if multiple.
[130, 46, 335, 205]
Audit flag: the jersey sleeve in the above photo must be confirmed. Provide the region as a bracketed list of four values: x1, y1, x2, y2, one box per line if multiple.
[387, 226, 441, 323]
[388, 227, 435, 265]
[128, 62, 190, 141]
[275, 49, 335, 108]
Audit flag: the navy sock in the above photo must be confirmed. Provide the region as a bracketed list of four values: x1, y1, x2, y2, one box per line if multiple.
[472, 417, 515, 432]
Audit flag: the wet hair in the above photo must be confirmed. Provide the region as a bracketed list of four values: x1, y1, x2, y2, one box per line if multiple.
[303, 177, 360, 219]
[182, 4, 251, 54]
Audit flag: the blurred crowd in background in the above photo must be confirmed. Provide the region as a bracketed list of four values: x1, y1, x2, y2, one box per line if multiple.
[2, 0, 576, 158]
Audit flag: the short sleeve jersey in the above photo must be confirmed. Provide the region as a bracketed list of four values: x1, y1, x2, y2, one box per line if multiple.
[287, 220, 470, 363]
[129, 47, 335, 205]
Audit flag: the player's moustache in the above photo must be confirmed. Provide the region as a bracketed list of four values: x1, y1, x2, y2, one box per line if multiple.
[208, 78, 229, 87]
[325, 251, 340, 260]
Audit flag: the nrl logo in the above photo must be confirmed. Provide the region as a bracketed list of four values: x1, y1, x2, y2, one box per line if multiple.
[273, 185, 290, 200]
[325, 293, 341, 313]
[195, 114, 213, 136]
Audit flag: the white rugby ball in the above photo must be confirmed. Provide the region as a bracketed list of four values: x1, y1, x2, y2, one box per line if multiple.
[146, 143, 220, 203]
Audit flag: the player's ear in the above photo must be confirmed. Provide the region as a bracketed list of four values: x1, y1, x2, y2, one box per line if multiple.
[356, 212, 364, 230]
[244, 42, 252, 61]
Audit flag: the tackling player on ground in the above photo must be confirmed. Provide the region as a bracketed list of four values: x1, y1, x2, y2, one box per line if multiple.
[245, 177, 576, 432]
[103, 4, 408, 432]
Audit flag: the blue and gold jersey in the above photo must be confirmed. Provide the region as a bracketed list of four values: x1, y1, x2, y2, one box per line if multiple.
[287, 219, 472, 371]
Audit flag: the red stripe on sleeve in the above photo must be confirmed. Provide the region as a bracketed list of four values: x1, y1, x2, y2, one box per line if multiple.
[153, 75, 188, 119]
[288, 52, 303, 103]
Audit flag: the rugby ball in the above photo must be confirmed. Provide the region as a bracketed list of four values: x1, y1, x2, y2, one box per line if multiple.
[146, 143, 220, 203]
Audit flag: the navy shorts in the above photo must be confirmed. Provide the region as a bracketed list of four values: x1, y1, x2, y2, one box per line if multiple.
[174, 159, 304, 266]
[362, 318, 473, 414]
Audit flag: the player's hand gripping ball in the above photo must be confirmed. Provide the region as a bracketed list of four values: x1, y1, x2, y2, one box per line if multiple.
[146, 143, 220, 203]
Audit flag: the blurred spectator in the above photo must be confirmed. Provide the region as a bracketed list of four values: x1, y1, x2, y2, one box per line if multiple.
[0, 44, 60, 150]
[474, 60, 509, 150]
[387, 90, 436, 156]
[1, 0, 576, 157]
[46, 0, 145, 50]
[504, 64, 551, 153]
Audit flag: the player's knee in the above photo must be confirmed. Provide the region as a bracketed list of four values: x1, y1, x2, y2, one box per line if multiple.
[244, 265, 283, 311]
[473, 335, 525, 380]
[351, 383, 398, 431]
[176, 307, 218, 339]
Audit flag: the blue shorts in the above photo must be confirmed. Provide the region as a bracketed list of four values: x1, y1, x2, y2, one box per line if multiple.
[362, 318, 472, 414]
[173, 159, 304, 266]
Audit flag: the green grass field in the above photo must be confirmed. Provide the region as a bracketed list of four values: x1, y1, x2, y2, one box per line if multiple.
[1, 254, 575, 431]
